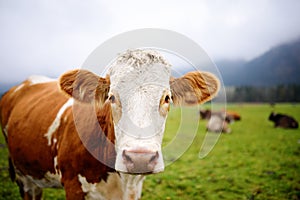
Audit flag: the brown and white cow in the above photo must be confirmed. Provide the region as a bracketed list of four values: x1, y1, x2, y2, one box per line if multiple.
[0, 49, 220, 200]
[199, 109, 241, 133]
[200, 109, 230, 133]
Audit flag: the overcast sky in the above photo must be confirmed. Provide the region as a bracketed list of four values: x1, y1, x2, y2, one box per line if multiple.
[1, 0, 300, 84]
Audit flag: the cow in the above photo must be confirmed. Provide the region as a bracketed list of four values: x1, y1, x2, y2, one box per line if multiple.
[0, 49, 220, 200]
[268, 112, 298, 129]
[200, 109, 241, 133]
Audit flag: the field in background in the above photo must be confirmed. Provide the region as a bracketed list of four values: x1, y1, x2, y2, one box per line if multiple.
[0, 103, 300, 200]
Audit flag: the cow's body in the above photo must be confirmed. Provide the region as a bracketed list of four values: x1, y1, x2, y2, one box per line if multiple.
[200, 109, 241, 133]
[0, 49, 220, 199]
[1, 77, 142, 199]
[269, 112, 298, 129]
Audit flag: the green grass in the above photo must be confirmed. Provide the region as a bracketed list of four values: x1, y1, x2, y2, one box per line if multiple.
[1, 104, 300, 199]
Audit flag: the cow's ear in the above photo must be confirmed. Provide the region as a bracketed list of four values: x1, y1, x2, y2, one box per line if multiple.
[170, 71, 220, 106]
[59, 69, 110, 104]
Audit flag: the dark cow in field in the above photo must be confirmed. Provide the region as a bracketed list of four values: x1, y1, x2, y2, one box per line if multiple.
[268, 112, 298, 129]
[200, 109, 241, 133]
[0, 49, 220, 200]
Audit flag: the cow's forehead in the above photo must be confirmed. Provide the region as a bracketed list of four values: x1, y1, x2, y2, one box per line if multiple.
[108, 49, 171, 91]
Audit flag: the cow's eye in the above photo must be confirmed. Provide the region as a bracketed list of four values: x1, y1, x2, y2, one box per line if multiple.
[109, 95, 116, 103]
[165, 95, 170, 104]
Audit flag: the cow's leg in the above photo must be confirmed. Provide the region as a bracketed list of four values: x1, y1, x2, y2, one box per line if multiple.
[222, 122, 231, 133]
[63, 178, 85, 200]
[15, 176, 43, 200]
[23, 189, 43, 200]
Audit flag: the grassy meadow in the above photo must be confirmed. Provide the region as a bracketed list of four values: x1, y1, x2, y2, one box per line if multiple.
[0, 103, 300, 199]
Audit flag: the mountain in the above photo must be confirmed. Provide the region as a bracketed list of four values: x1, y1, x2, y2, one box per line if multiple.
[217, 39, 300, 86]
[215, 59, 247, 85]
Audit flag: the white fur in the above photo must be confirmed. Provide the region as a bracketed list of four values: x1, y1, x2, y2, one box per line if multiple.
[108, 49, 171, 173]
[44, 98, 73, 145]
[3, 125, 8, 137]
[16, 172, 62, 193]
[53, 156, 62, 179]
[28, 75, 55, 85]
[78, 173, 144, 200]
[13, 83, 24, 93]
[120, 174, 145, 200]
[16, 174, 43, 199]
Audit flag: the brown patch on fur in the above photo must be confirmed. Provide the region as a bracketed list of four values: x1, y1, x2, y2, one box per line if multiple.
[170, 71, 220, 106]
[0, 73, 116, 199]
[57, 104, 116, 181]
[226, 110, 241, 121]
[1, 81, 67, 178]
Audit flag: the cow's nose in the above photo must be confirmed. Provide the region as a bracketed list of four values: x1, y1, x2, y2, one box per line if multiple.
[122, 150, 159, 174]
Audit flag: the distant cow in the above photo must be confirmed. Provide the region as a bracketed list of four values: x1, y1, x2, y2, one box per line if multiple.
[268, 112, 298, 129]
[0, 49, 220, 200]
[200, 109, 230, 133]
[200, 109, 241, 133]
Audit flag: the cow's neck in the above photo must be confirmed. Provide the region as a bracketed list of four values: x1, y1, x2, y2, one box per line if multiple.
[120, 174, 145, 200]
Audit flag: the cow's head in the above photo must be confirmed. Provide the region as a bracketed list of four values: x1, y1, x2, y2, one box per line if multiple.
[59, 49, 219, 174]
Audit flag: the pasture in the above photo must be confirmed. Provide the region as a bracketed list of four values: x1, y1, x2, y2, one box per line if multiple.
[0, 103, 300, 200]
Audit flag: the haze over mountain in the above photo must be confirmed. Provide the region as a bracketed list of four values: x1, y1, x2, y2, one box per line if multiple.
[1, 39, 300, 95]
[216, 38, 300, 86]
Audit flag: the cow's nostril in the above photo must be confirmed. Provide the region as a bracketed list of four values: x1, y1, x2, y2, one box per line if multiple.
[122, 150, 133, 163]
[149, 152, 159, 163]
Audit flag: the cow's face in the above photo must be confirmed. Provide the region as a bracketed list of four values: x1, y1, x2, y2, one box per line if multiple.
[59, 49, 220, 174]
[108, 50, 171, 174]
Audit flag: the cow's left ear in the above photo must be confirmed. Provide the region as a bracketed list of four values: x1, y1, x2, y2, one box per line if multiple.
[59, 69, 110, 104]
[170, 71, 220, 106]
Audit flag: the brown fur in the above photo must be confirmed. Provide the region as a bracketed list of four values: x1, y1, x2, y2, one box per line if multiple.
[1, 81, 66, 178]
[59, 69, 110, 105]
[0, 76, 116, 199]
[170, 71, 219, 106]
[225, 110, 241, 121]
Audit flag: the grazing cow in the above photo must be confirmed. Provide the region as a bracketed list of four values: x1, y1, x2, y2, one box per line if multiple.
[0, 49, 220, 200]
[268, 112, 298, 129]
[200, 109, 241, 133]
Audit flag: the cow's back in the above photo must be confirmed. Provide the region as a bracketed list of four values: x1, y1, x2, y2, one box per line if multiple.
[0, 78, 69, 179]
[278, 116, 299, 129]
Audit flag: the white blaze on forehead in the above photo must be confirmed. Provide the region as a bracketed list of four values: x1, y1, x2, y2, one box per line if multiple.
[110, 50, 170, 173]
[109, 49, 171, 130]
[126, 85, 159, 128]
[109, 49, 171, 90]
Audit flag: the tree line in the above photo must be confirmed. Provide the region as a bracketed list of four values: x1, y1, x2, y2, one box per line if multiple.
[226, 84, 300, 102]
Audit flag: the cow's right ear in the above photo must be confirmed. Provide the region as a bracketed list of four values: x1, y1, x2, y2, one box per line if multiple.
[59, 69, 110, 105]
[170, 71, 220, 106]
